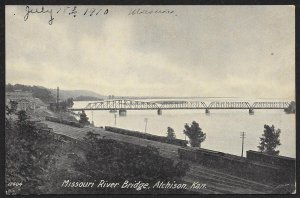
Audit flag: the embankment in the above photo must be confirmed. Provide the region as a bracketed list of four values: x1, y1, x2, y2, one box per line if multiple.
[178, 147, 295, 186]
[105, 126, 188, 147]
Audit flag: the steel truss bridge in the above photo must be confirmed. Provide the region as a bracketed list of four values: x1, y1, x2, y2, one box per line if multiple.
[69, 99, 290, 115]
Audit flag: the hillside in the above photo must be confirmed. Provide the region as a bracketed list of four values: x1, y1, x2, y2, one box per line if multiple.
[6, 84, 56, 104]
[6, 83, 106, 102]
[49, 89, 106, 100]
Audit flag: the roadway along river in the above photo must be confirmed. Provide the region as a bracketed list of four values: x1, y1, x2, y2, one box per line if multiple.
[72, 98, 295, 158]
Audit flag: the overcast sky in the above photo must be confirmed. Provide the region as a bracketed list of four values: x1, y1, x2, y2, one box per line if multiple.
[6, 5, 295, 99]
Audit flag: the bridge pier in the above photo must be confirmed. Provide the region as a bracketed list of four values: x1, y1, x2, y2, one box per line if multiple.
[205, 109, 210, 115]
[119, 109, 127, 117]
[157, 109, 162, 115]
[249, 109, 254, 115]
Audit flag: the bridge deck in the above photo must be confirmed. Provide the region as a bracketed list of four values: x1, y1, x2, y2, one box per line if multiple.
[69, 100, 290, 111]
[70, 107, 288, 111]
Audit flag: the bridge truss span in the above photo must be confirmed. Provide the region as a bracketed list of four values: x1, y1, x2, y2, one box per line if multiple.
[85, 99, 160, 110]
[208, 101, 251, 109]
[160, 101, 207, 109]
[252, 102, 290, 109]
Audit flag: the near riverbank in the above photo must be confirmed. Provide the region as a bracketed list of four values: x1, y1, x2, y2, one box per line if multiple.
[41, 119, 275, 194]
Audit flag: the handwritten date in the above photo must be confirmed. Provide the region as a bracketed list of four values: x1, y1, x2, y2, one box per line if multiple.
[24, 5, 109, 25]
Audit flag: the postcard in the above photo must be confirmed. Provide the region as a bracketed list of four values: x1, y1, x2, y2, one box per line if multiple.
[5, 4, 296, 194]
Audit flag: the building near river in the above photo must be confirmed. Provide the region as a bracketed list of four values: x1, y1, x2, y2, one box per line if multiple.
[15, 98, 36, 111]
[6, 90, 32, 101]
[5, 91, 43, 112]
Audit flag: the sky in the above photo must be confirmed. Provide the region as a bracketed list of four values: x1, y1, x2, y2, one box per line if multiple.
[6, 5, 295, 99]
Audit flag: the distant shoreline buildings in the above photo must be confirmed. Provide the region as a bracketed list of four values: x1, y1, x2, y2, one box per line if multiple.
[5, 90, 41, 112]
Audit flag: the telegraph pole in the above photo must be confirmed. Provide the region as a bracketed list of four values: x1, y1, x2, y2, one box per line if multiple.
[144, 118, 148, 133]
[240, 132, 246, 157]
[56, 86, 60, 111]
[185, 123, 188, 141]
[91, 110, 94, 125]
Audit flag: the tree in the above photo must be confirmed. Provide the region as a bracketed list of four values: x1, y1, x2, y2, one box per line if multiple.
[6, 100, 18, 115]
[284, 101, 296, 114]
[66, 98, 74, 108]
[258, 124, 281, 155]
[59, 101, 67, 111]
[6, 101, 18, 128]
[183, 121, 206, 147]
[79, 110, 90, 125]
[166, 127, 176, 139]
[16, 110, 39, 141]
[17, 110, 29, 122]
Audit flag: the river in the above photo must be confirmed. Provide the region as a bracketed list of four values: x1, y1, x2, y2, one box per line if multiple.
[72, 98, 295, 158]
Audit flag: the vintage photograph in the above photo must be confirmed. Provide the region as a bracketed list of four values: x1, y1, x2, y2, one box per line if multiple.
[5, 5, 295, 194]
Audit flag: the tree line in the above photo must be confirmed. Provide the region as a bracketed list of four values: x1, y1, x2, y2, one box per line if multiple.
[166, 121, 281, 156]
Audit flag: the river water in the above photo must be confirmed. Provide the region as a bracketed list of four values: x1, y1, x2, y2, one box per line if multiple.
[73, 98, 295, 158]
